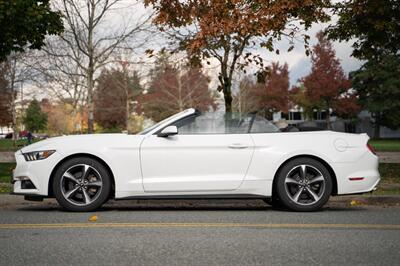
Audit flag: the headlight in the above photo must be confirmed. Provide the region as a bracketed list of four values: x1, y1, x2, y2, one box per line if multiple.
[23, 150, 55, 161]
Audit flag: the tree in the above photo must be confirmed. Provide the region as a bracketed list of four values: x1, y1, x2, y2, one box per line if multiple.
[327, 0, 399, 137]
[0, 53, 34, 145]
[23, 99, 47, 132]
[94, 65, 143, 131]
[290, 84, 320, 121]
[144, 0, 331, 112]
[0, 63, 13, 127]
[42, 100, 83, 135]
[302, 32, 358, 129]
[26, 39, 88, 134]
[138, 57, 217, 122]
[233, 62, 290, 119]
[0, 0, 63, 61]
[254, 62, 289, 120]
[327, 0, 400, 61]
[30, 39, 87, 112]
[50, 0, 151, 133]
[232, 76, 259, 115]
[351, 55, 400, 138]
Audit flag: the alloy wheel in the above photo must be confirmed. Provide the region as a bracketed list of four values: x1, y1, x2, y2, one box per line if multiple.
[284, 164, 325, 206]
[60, 164, 103, 206]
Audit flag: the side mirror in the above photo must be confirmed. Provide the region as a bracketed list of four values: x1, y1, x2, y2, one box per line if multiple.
[157, 125, 178, 137]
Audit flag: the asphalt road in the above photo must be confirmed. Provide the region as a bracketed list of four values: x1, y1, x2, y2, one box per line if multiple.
[1, 199, 400, 266]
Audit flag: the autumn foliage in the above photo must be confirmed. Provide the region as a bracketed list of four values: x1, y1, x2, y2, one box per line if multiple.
[254, 62, 289, 118]
[138, 59, 217, 122]
[302, 32, 359, 127]
[234, 62, 289, 119]
[94, 68, 142, 130]
[144, 0, 331, 112]
[41, 99, 88, 135]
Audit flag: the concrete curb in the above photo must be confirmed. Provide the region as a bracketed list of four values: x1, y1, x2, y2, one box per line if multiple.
[378, 152, 400, 163]
[0, 152, 15, 163]
[330, 195, 400, 206]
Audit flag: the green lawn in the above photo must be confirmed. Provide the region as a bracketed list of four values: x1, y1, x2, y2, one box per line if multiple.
[379, 163, 400, 182]
[0, 139, 40, 151]
[369, 139, 400, 152]
[0, 163, 15, 183]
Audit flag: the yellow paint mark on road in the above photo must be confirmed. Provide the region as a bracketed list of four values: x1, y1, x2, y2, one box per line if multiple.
[0, 222, 399, 230]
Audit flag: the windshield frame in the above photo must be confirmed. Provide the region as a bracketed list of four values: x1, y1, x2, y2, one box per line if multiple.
[138, 108, 197, 135]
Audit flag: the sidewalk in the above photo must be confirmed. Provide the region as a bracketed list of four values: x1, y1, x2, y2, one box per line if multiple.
[378, 152, 400, 163]
[0, 152, 15, 163]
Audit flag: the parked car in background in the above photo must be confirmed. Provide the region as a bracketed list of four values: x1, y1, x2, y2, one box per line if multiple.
[12, 108, 380, 212]
[34, 133, 49, 140]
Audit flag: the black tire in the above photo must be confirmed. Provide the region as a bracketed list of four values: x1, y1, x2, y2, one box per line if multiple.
[262, 197, 281, 207]
[275, 158, 332, 212]
[53, 157, 111, 212]
[262, 198, 273, 205]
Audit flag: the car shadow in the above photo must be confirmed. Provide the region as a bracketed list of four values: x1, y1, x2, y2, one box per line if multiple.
[14, 199, 364, 212]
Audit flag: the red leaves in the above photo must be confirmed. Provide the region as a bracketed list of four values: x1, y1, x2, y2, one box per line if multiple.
[234, 62, 289, 115]
[146, 0, 330, 54]
[302, 31, 359, 117]
[255, 62, 290, 114]
[138, 63, 216, 122]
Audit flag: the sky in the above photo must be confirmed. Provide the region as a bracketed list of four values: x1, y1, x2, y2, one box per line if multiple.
[266, 23, 362, 86]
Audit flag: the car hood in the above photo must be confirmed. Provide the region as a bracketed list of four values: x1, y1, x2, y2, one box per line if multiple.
[20, 134, 143, 154]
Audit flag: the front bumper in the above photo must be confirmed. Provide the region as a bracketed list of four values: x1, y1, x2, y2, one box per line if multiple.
[12, 150, 63, 196]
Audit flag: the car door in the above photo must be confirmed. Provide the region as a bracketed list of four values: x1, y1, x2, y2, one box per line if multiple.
[140, 112, 254, 192]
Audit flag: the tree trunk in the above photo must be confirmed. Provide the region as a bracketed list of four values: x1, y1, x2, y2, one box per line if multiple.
[87, 68, 94, 134]
[126, 101, 130, 133]
[126, 93, 130, 133]
[326, 113, 331, 130]
[87, 3, 95, 134]
[9, 58, 17, 147]
[224, 89, 233, 113]
[325, 101, 331, 130]
[221, 74, 232, 113]
[11, 89, 17, 148]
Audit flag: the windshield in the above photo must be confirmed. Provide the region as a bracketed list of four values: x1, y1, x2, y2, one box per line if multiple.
[139, 109, 279, 135]
[170, 111, 279, 134]
[138, 109, 193, 135]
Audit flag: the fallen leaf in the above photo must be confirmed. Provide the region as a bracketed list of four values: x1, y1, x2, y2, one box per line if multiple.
[88, 215, 98, 222]
[350, 200, 361, 206]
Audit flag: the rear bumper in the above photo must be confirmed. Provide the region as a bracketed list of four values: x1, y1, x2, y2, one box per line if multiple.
[333, 152, 381, 195]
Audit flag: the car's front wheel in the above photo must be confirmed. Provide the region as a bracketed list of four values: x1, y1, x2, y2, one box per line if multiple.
[275, 158, 332, 212]
[53, 157, 111, 212]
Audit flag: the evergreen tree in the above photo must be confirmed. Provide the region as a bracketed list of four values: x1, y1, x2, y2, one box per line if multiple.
[23, 99, 47, 132]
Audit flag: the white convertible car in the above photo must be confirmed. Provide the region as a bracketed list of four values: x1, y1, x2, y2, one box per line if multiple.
[12, 108, 380, 212]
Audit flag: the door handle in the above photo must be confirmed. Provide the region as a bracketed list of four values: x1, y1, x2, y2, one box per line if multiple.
[228, 143, 248, 149]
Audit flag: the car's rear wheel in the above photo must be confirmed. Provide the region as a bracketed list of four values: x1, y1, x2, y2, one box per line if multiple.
[53, 157, 111, 212]
[275, 158, 332, 212]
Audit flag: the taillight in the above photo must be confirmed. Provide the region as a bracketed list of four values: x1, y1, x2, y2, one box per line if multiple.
[367, 143, 376, 155]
